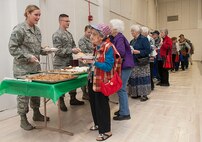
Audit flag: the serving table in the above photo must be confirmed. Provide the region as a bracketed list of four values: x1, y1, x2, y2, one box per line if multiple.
[0, 73, 88, 135]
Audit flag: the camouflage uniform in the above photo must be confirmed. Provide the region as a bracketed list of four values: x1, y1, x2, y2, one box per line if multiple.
[52, 28, 77, 97]
[78, 36, 94, 54]
[9, 22, 45, 115]
[52, 28, 76, 69]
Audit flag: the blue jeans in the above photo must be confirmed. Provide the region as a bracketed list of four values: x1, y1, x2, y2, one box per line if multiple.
[117, 68, 132, 116]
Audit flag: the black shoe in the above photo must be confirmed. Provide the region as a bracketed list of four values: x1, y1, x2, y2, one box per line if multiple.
[59, 97, 68, 112]
[140, 96, 148, 102]
[113, 115, 131, 121]
[70, 99, 84, 105]
[60, 105, 68, 112]
[131, 96, 140, 99]
[114, 110, 119, 116]
[160, 83, 170, 87]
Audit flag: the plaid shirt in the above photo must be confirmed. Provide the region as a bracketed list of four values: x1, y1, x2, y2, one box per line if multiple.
[93, 40, 122, 92]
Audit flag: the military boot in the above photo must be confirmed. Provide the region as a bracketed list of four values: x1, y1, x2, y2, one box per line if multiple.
[33, 108, 50, 121]
[59, 97, 68, 112]
[20, 114, 35, 131]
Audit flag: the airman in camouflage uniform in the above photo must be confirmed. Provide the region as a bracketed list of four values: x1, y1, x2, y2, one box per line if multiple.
[78, 25, 94, 100]
[78, 33, 94, 54]
[8, 5, 49, 131]
[52, 14, 84, 112]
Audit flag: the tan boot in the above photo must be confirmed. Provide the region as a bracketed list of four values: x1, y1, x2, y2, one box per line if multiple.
[20, 115, 35, 130]
[59, 97, 68, 112]
[33, 108, 50, 121]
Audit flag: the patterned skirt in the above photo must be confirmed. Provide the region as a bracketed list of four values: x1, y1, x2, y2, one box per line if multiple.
[128, 64, 151, 97]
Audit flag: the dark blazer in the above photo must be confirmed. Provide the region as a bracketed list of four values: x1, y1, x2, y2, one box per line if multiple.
[130, 34, 151, 62]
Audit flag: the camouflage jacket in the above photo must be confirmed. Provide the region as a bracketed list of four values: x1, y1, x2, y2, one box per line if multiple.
[8, 22, 44, 76]
[52, 28, 76, 69]
[78, 36, 93, 54]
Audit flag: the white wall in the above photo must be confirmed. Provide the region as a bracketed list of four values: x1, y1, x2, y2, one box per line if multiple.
[157, 0, 202, 60]
[109, 0, 157, 40]
[39, 0, 100, 49]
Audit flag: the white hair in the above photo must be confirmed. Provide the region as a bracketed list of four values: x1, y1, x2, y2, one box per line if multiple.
[160, 28, 168, 35]
[109, 19, 124, 33]
[141, 26, 149, 34]
[130, 24, 141, 33]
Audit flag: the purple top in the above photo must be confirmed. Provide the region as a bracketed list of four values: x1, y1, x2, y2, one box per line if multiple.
[111, 33, 135, 69]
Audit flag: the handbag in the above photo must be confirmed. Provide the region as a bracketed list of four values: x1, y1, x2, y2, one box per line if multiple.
[137, 57, 149, 66]
[175, 53, 179, 62]
[100, 44, 122, 96]
[100, 72, 122, 96]
[163, 49, 173, 69]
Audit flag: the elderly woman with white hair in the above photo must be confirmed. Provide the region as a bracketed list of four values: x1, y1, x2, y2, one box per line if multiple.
[109, 19, 134, 120]
[141, 26, 157, 90]
[128, 24, 151, 101]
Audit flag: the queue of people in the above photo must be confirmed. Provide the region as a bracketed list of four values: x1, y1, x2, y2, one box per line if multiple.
[170, 34, 194, 72]
[8, 4, 194, 141]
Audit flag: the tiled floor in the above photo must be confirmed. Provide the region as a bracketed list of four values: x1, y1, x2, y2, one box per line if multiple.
[0, 62, 201, 142]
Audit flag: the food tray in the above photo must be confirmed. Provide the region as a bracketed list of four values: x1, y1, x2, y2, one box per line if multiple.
[61, 70, 87, 75]
[61, 66, 89, 75]
[81, 55, 94, 60]
[42, 70, 85, 75]
[17, 73, 78, 84]
[45, 67, 88, 75]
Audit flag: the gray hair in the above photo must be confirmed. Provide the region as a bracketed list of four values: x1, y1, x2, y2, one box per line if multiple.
[160, 28, 168, 35]
[109, 19, 124, 33]
[141, 26, 150, 34]
[130, 24, 141, 33]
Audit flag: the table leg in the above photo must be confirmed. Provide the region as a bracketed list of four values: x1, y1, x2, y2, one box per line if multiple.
[58, 98, 61, 129]
[57, 99, 73, 135]
[36, 98, 74, 136]
[44, 98, 47, 127]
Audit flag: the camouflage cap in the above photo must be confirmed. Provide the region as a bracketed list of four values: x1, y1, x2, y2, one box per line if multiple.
[151, 30, 160, 35]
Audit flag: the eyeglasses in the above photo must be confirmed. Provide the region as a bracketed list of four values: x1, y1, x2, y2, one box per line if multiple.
[60, 20, 70, 22]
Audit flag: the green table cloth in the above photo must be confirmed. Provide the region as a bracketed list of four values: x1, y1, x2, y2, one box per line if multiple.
[0, 74, 88, 103]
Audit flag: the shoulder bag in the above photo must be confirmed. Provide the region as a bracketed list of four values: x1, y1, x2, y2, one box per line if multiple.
[100, 44, 122, 96]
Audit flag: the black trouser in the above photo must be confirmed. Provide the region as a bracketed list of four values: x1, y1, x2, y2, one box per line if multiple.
[150, 62, 154, 89]
[158, 60, 169, 84]
[88, 80, 111, 134]
[181, 54, 189, 70]
[157, 60, 163, 82]
[60, 90, 77, 100]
